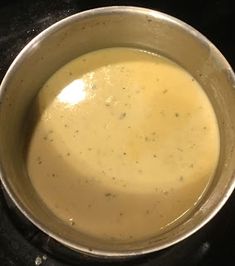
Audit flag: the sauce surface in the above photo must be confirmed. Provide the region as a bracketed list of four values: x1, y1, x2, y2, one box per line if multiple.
[27, 47, 220, 241]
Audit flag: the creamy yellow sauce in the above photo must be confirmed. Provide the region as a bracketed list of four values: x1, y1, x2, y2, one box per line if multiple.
[27, 47, 220, 242]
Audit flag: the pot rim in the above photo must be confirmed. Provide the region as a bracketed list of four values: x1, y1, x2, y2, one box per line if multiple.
[0, 6, 235, 258]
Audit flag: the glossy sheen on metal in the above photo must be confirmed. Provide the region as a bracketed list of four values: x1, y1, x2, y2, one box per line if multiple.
[0, 6, 235, 258]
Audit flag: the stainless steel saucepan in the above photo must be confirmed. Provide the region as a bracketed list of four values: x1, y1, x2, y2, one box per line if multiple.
[0, 6, 235, 258]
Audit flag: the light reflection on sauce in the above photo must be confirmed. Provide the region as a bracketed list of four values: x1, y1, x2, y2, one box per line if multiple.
[27, 47, 220, 242]
[57, 79, 86, 105]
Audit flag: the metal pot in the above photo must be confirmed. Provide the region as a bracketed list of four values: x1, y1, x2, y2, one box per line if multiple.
[0, 6, 235, 258]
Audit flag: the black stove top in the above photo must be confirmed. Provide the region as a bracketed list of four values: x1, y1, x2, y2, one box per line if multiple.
[0, 1, 235, 265]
